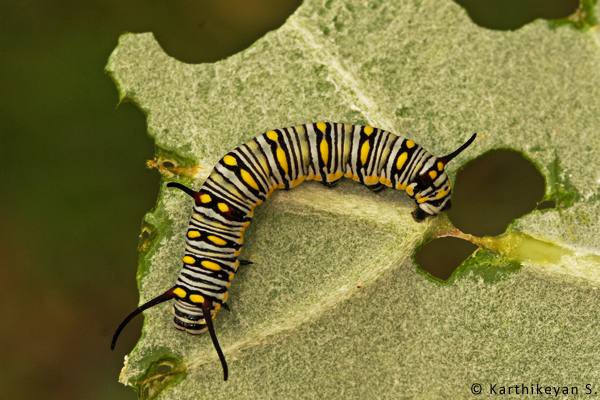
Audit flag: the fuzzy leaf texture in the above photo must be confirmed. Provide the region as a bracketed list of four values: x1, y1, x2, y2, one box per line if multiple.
[106, 0, 600, 398]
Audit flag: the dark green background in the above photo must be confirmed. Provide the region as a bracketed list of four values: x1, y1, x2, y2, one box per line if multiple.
[0, 0, 577, 398]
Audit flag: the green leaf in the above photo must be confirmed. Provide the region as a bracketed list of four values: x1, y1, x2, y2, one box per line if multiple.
[107, 0, 600, 398]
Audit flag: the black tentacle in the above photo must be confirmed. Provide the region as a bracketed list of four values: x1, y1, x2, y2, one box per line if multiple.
[111, 287, 177, 350]
[439, 133, 477, 164]
[202, 300, 228, 381]
[167, 182, 197, 198]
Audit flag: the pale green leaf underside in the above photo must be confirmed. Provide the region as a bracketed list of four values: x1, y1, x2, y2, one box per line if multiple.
[107, 0, 600, 398]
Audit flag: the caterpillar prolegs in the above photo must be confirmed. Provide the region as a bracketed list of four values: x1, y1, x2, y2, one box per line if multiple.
[112, 122, 476, 381]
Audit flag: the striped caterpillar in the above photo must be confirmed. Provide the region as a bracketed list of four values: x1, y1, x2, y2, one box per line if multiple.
[112, 122, 476, 381]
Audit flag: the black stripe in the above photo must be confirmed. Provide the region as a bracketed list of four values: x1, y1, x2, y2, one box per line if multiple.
[182, 264, 231, 280]
[189, 211, 245, 233]
[346, 124, 355, 173]
[254, 136, 278, 186]
[332, 123, 340, 175]
[239, 143, 271, 191]
[284, 127, 301, 180]
[204, 179, 253, 212]
[180, 272, 228, 291]
[291, 126, 306, 176]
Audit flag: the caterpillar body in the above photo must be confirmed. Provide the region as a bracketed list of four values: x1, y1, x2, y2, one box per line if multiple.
[112, 122, 476, 381]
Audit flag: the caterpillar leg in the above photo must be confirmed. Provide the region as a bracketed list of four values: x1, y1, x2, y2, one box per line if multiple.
[411, 207, 429, 222]
[219, 261, 252, 313]
[367, 183, 385, 192]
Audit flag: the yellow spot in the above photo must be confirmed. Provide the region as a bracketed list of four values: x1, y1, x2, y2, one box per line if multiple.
[201, 260, 221, 271]
[406, 140, 415, 149]
[234, 260, 239, 270]
[222, 292, 228, 302]
[249, 208, 254, 217]
[218, 203, 229, 213]
[255, 200, 263, 206]
[208, 235, 227, 245]
[238, 234, 244, 244]
[214, 304, 221, 311]
[229, 273, 234, 281]
[235, 248, 242, 256]
[334, 171, 344, 179]
[291, 176, 306, 187]
[190, 294, 205, 303]
[379, 177, 392, 186]
[345, 171, 353, 178]
[223, 155, 237, 166]
[364, 126, 374, 135]
[436, 186, 451, 199]
[406, 186, 414, 196]
[365, 175, 379, 185]
[307, 173, 315, 180]
[328, 173, 336, 181]
[396, 182, 407, 190]
[266, 130, 278, 141]
[278, 183, 285, 189]
[173, 288, 186, 298]
[187, 230, 201, 239]
[183, 256, 195, 264]
[212, 314, 216, 319]
[437, 161, 444, 171]
[360, 141, 370, 165]
[429, 170, 437, 179]
[200, 194, 211, 203]
[320, 139, 329, 165]
[314, 175, 323, 182]
[352, 174, 360, 181]
[316, 122, 327, 132]
[418, 196, 429, 204]
[396, 152, 408, 170]
[241, 169, 259, 190]
[276, 148, 289, 174]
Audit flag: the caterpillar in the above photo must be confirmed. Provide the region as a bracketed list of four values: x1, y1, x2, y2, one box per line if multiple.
[112, 122, 476, 381]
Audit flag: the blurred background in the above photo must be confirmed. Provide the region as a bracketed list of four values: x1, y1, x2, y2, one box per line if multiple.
[0, 0, 581, 399]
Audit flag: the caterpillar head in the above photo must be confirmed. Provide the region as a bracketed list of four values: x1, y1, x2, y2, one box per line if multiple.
[409, 133, 476, 222]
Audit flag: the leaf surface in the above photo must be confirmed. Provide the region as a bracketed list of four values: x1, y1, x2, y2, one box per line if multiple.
[107, 0, 600, 398]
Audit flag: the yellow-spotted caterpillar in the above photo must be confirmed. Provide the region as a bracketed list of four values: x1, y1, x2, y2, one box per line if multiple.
[112, 122, 476, 381]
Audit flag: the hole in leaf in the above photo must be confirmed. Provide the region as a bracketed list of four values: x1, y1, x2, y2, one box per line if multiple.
[142, 386, 150, 400]
[134, 0, 303, 63]
[453, 0, 579, 30]
[140, 227, 151, 241]
[156, 364, 173, 375]
[448, 149, 546, 237]
[415, 237, 478, 281]
[535, 200, 555, 210]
